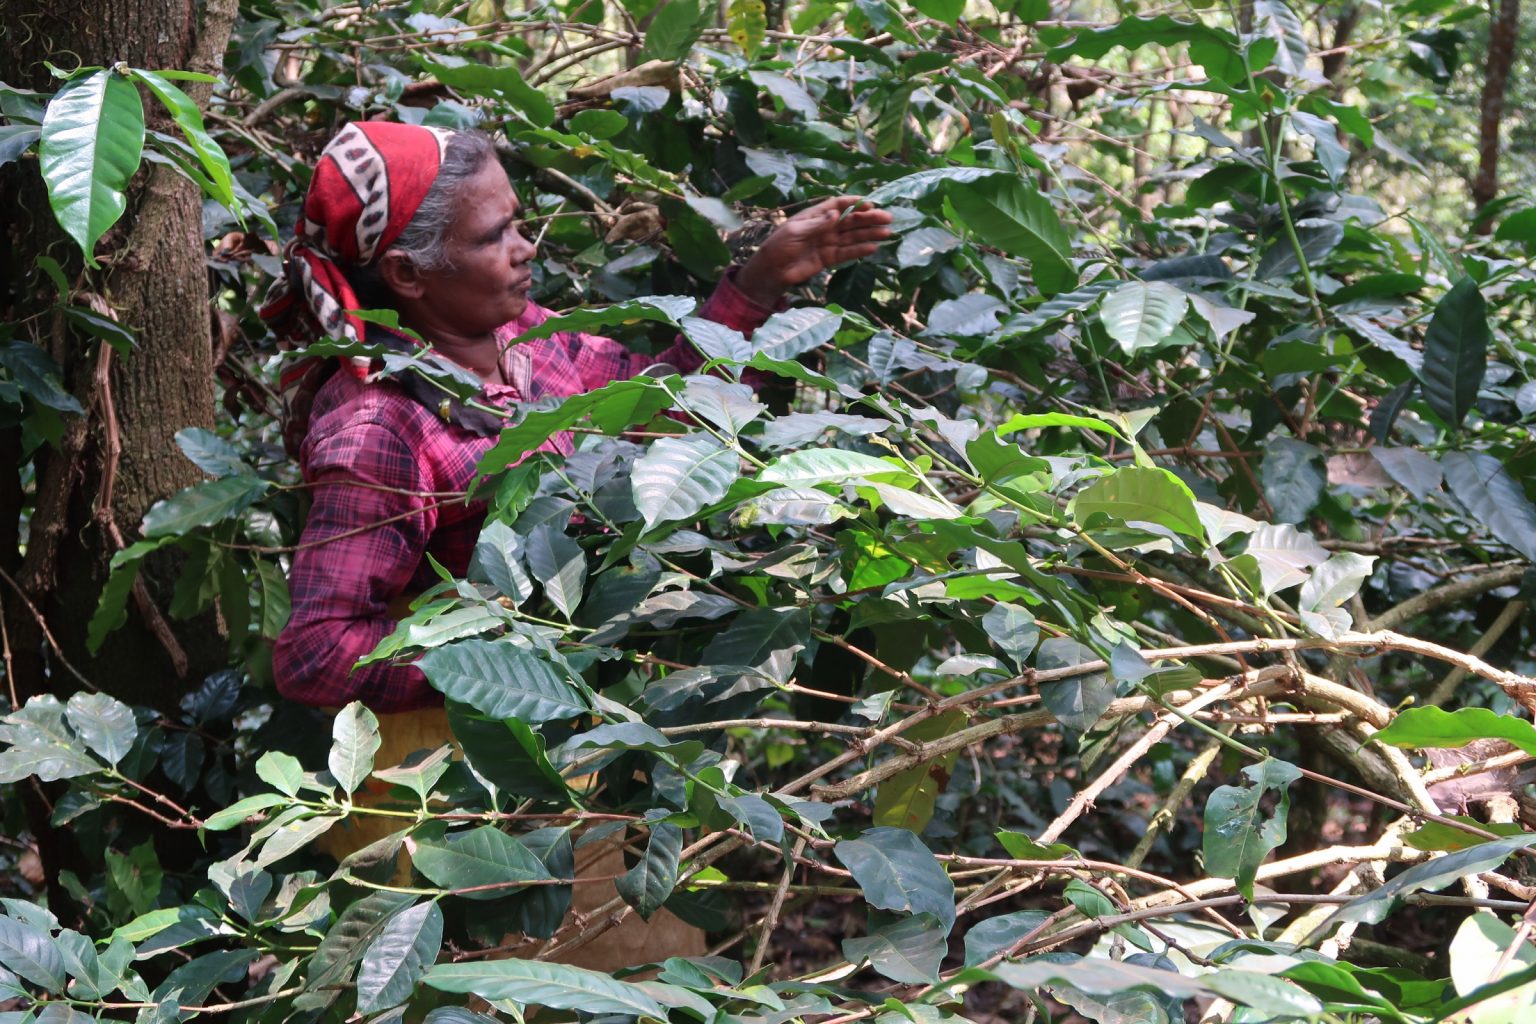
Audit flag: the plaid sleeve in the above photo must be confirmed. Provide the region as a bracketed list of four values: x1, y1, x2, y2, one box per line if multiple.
[561, 268, 779, 388]
[272, 421, 441, 712]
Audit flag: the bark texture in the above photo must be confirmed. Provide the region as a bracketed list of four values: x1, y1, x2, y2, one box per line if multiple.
[1472, 0, 1520, 228]
[0, 0, 238, 710]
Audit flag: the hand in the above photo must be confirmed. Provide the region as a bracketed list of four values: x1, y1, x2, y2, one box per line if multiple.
[736, 196, 893, 307]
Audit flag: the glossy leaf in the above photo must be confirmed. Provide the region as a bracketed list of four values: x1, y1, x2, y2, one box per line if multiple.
[426, 959, 667, 1018]
[1203, 758, 1301, 900]
[1310, 835, 1536, 940]
[418, 639, 588, 723]
[0, 696, 103, 784]
[327, 702, 381, 795]
[946, 176, 1075, 295]
[1441, 451, 1536, 562]
[128, 69, 234, 207]
[1036, 637, 1114, 733]
[615, 823, 683, 919]
[632, 434, 740, 530]
[842, 913, 946, 983]
[1419, 278, 1489, 430]
[355, 902, 443, 1014]
[38, 69, 145, 263]
[752, 307, 842, 361]
[524, 524, 586, 618]
[1100, 281, 1188, 355]
[413, 826, 555, 898]
[63, 692, 135, 765]
[1374, 706, 1536, 756]
[140, 477, 270, 538]
[834, 827, 956, 932]
[1072, 467, 1204, 540]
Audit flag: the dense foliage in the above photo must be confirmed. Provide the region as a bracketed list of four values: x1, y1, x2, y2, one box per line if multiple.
[4, 0, 1536, 1021]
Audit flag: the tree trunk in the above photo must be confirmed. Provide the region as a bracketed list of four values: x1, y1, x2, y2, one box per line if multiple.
[1472, 0, 1520, 229]
[0, 0, 238, 711]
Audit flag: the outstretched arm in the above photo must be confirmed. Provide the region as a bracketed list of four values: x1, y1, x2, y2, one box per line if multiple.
[734, 197, 894, 308]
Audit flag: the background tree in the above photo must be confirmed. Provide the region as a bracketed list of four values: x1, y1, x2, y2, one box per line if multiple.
[3, 0, 1536, 1021]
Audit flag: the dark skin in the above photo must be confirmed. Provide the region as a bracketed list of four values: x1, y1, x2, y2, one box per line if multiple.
[379, 159, 894, 381]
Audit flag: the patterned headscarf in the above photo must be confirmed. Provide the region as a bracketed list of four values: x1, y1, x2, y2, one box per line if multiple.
[260, 122, 459, 452]
[260, 121, 455, 376]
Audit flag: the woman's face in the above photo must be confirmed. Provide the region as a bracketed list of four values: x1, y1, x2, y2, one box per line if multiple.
[413, 159, 538, 335]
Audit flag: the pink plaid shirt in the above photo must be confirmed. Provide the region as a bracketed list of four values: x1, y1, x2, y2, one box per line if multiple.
[273, 275, 773, 711]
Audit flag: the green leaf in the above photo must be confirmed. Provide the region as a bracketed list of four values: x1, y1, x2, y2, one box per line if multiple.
[1036, 637, 1113, 733]
[873, 711, 967, 832]
[1255, 0, 1309, 79]
[834, 827, 956, 933]
[64, 692, 135, 765]
[982, 603, 1039, 669]
[1308, 835, 1536, 940]
[39, 69, 145, 263]
[632, 434, 740, 531]
[568, 109, 628, 139]
[413, 826, 556, 898]
[202, 793, 289, 831]
[174, 428, 246, 479]
[1440, 451, 1536, 562]
[127, 69, 234, 207]
[993, 958, 1322, 1019]
[679, 377, 764, 436]
[682, 316, 750, 362]
[299, 891, 414, 1010]
[1375, 706, 1536, 756]
[1071, 467, 1204, 540]
[524, 524, 586, 619]
[1418, 278, 1489, 430]
[1203, 758, 1301, 899]
[426, 959, 667, 1018]
[1404, 816, 1526, 852]
[643, 0, 704, 59]
[945, 176, 1075, 295]
[911, 0, 962, 23]
[752, 307, 842, 361]
[505, 297, 694, 345]
[422, 60, 555, 127]
[996, 832, 1076, 861]
[450, 705, 569, 801]
[963, 910, 1049, 966]
[356, 902, 443, 1014]
[0, 124, 41, 167]
[0, 917, 66, 992]
[616, 823, 683, 919]
[255, 750, 304, 797]
[418, 639, 588, 723]
[842, 913, 946, 984]
[0, 340, 82, 413]
[1099, 281, 1188, 355]
[105, 840, 163, 918]
[759, 449, 901, 487]
[0, 695, 103, 783]
[1045, 17, 1249, 84]
[1261, 437, 1326, 524]
[328, 702, 381, 795]
[140, 476, 270, 538]
[864, 166, 1004, 205]
[254, 813, 341, 869]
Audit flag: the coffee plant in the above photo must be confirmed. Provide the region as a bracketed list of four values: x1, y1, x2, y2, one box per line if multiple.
[4, 0, 1536, 1021]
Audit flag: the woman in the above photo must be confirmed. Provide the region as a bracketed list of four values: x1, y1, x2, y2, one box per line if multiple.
[262, 122, 891, 711]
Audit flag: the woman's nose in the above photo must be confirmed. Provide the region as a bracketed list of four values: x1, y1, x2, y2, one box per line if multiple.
[510, 228, 536, 263]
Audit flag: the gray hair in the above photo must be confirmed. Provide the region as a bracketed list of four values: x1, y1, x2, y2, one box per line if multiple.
[344, 129, 500, 306]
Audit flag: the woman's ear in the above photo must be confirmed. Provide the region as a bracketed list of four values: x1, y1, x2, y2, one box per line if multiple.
[377, 250, 426, 300]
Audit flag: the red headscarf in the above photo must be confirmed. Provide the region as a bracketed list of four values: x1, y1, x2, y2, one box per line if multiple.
[261, 121, 455, 379]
